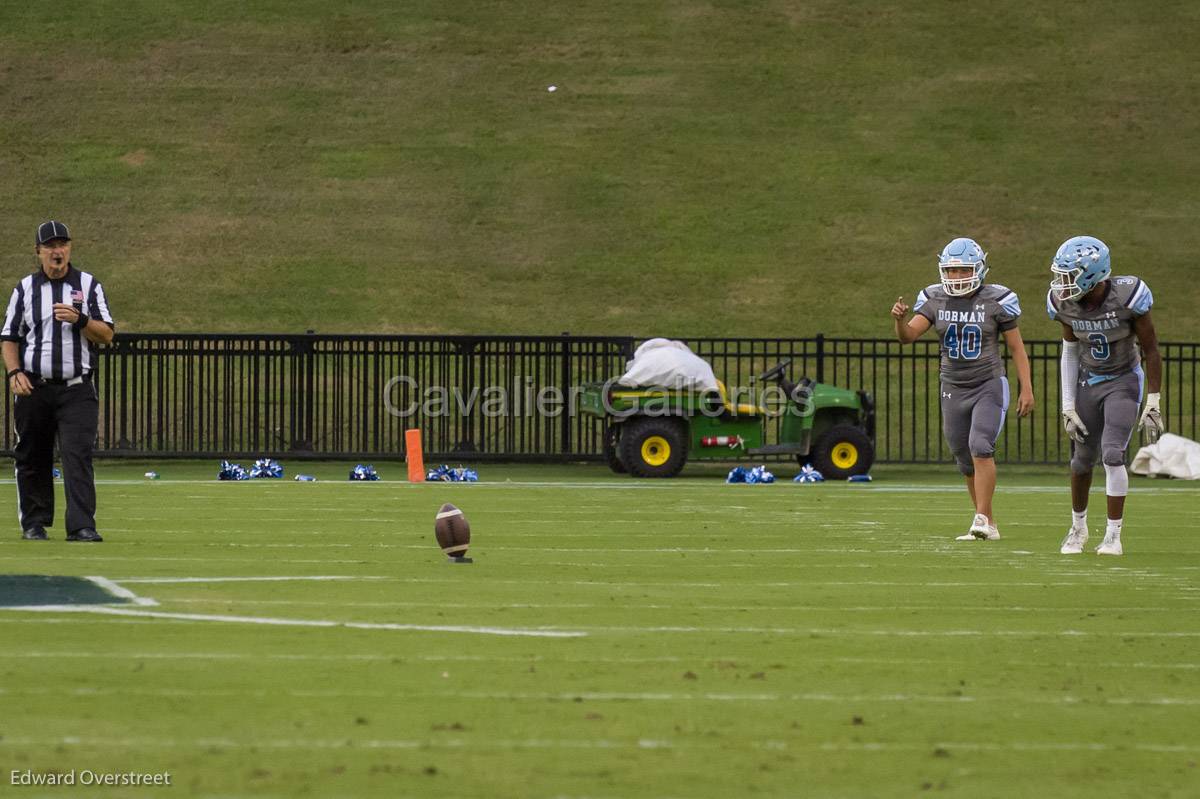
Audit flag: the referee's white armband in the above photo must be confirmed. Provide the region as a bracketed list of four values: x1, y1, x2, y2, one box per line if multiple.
[1060, 341, 1080, 412]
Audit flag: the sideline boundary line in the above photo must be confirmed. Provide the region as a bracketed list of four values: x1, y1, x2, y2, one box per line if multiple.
[2, 478, 1196, 494]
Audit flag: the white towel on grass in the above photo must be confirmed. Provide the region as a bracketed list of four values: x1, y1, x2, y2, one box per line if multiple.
[1130, 433, 1200, 480]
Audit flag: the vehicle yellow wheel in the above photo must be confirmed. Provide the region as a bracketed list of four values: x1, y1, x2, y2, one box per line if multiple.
[831, 442, 858, 470]
[620, 417, 688, 478]
[810, 424, 874, 480]
[641, 436, 671, 467]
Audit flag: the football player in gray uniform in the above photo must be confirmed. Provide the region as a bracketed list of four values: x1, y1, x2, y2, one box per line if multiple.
[892, 238, 1035, 540]
[1047, 235, 1162, 556]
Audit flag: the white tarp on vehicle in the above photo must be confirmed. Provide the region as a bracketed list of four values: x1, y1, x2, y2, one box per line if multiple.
[1130, 433, 1200, 480]
[618, 338, 720, 393]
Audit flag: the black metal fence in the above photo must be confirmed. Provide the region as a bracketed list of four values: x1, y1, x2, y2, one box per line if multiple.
[1, 333, 1196, 464]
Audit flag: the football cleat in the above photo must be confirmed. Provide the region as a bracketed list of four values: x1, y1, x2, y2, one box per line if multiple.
[1060, 524, 1088, 554]
[956, 513, 1000, 541]
[1096, 531, 1123, 556]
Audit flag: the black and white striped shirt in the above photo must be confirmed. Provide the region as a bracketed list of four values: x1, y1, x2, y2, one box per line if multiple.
[1, 265, 115, 380]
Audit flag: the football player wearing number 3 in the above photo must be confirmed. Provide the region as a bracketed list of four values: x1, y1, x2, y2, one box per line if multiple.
[892, 238, 1035, 541]
[1047, 236, 1162, 556]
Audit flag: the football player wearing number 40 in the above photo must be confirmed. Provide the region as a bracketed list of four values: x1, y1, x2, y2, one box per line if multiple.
[1048, 236, 1163, 557]
[892, 238, 1036, 542]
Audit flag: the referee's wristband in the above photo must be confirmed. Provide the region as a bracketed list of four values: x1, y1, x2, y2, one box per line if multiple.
[72, 312, 90, 332]
[6, 368, 22, 380]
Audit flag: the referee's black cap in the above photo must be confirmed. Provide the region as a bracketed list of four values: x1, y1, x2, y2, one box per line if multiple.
[36, 220, 71, 245]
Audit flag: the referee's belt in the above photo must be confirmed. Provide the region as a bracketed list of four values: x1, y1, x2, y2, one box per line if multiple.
[35, 374, 90, 387]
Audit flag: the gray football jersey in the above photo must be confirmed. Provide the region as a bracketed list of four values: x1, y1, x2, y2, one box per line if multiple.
[913, 284, 1022, 387]
[1047, 276, 1153, 376]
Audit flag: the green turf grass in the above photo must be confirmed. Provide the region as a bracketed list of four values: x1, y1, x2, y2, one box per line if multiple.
[2, 2, 1198, 338]
[0, 461, 1197, 797]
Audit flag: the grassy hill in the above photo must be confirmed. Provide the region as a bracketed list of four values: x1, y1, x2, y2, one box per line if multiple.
[1, 1, 1198, 338]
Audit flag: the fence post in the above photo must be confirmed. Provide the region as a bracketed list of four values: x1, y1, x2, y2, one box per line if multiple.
[290, 333, 315, 452]
[560, 332, 572, 454]
[454, 337, 478, 452]
[815, 333, 825, 384]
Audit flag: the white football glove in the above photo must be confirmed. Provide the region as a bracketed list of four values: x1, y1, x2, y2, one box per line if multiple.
[1139, 392, 1163, 443]
[1062, 409, 1088, 444]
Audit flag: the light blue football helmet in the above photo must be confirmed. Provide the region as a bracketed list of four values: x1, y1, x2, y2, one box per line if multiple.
[1051, 235, 1110, 301]
[937, 237, 988, 296]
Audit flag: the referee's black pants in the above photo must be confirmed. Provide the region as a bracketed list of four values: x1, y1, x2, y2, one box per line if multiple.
[13, 378, 99, 534]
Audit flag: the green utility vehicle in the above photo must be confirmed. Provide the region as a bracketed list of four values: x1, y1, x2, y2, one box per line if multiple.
[579, 360, 875, 479]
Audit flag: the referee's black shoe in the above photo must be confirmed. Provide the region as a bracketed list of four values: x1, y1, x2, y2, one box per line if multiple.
[21, 526, 48, 540]
[66, 528, 103, 543]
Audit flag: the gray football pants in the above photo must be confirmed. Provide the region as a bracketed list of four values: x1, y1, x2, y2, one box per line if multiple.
[1070, 368, 1144, 474]
[941, 377, 1009, 476]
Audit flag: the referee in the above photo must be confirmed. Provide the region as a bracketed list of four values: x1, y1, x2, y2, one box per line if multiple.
[2, 221, 115, 541]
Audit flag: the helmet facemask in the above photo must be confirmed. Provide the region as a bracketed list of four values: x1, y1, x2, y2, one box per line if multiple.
[1050, 265, 1085, 301]
[939, 259, 987, 296]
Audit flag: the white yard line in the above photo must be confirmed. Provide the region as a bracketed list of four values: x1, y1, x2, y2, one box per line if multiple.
[0, 556, 381, 564]
[0, 575, 1186, 590]
[0, 651, 665, 663]
[0, 651, 1196, 671]
[5, 686, 1200, 706]
[82, 576, 158, 607]
[157, 598, 1178, 613]
[114, 575, 388, 584]
[0, 735, 1196, 754]
[102, 543, 1135, 557]
[4, 605, 585, 638]
[573, 625, 1200, 637]
[383, 577, 1192, 589]
[1, 609, 1193, 638]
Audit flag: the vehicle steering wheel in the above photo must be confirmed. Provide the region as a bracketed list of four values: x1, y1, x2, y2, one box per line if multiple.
[757, 359, 792, 383]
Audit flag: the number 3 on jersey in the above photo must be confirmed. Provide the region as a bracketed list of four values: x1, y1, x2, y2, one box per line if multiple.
[944, 323, 982, 360]
[1088, 332, 1110, 361]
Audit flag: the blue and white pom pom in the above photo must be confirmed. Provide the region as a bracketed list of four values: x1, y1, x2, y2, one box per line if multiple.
[727, 465, 774, 484]
[350, 464, 381, 481]
[746, 465, 775, 484]
[218, 460, 250, 481]
[425, 465, 479, 482]
[249, 458, 284, 479]
[794, 464, 825, 483]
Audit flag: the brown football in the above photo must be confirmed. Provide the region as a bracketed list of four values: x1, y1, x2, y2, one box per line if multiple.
[434, 503, 471, 559]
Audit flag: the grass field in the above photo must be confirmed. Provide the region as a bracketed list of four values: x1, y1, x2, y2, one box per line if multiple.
[2, 2, 1199, 337]
[1, 461, 1197, 797]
